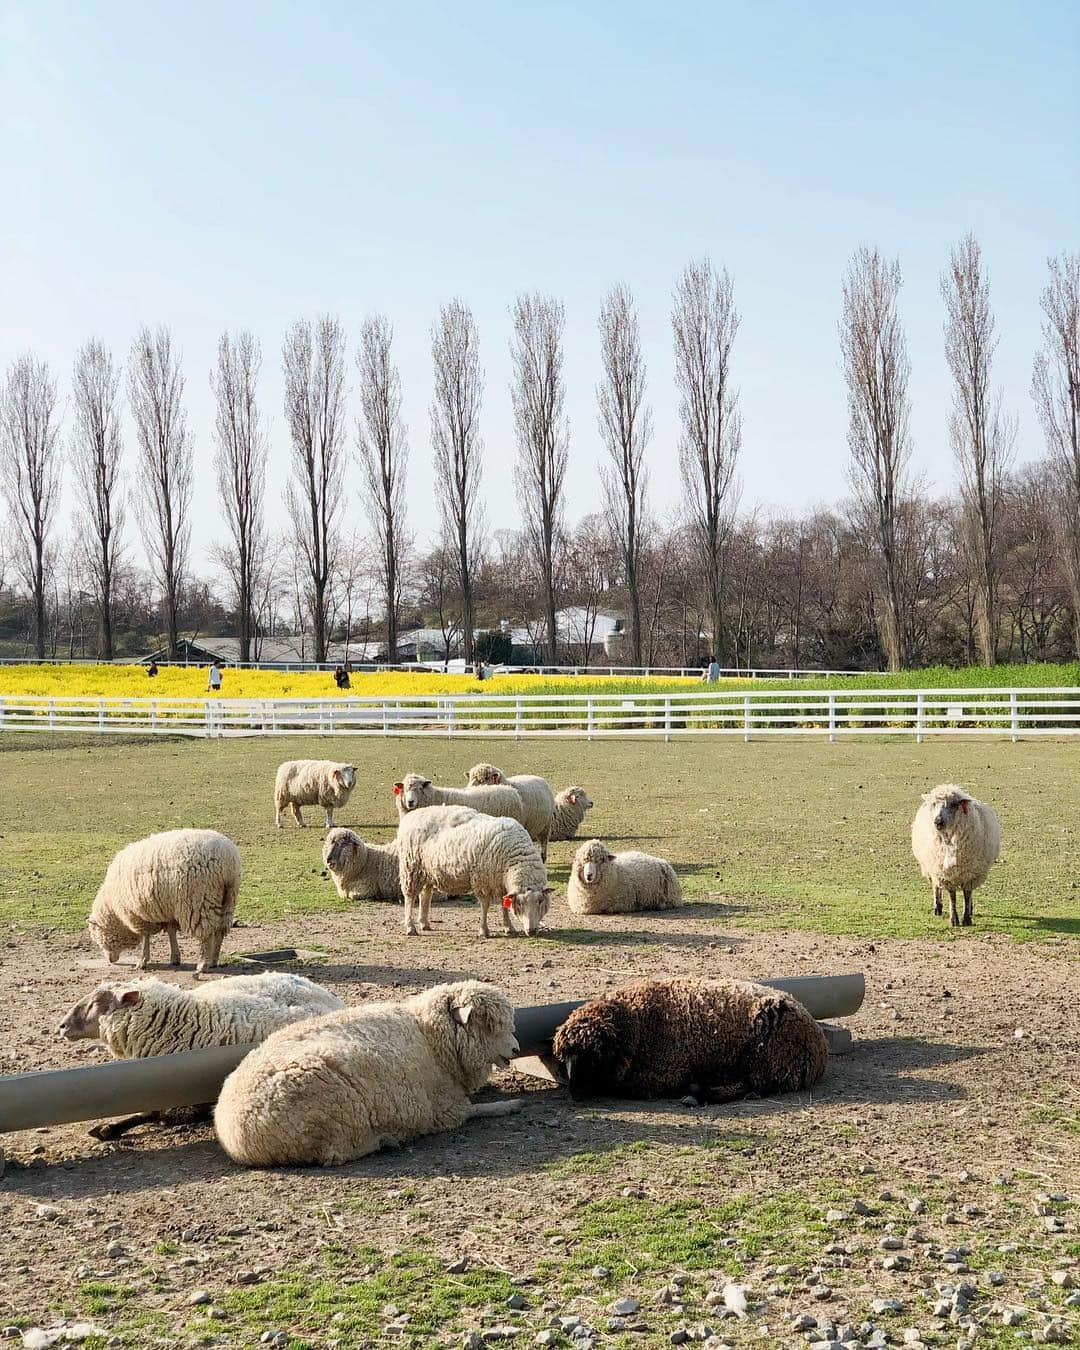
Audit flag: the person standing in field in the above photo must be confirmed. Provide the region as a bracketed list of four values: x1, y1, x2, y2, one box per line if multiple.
[701, 658, 720, 683]
[207, 660, 224, 693]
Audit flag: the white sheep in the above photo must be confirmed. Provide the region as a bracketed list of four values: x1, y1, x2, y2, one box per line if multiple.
[274, 760, 358, 829]
[58, 971, 344, 1139]
[550, 786, 595, 841]
[322, 828, 402, 902]
[393, 772, 527, 829]
[397, 805, 552, 938]
[88, 829, 241, 975]
[911, 783, 1001, 927]
[214, 979, 520, 1167]
[465, 763, 556, 860]
[566, 838, 683, 914]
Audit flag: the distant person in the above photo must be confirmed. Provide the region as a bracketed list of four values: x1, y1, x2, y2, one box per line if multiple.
[146, 660, 159, 679]
[701, 659, 721, 684]
[207, 660, 224, 693]
[473, 661, 485, 681]
[334, 664, 350, 690]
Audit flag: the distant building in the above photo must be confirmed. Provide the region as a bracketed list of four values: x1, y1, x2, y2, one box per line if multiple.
[139, 636, 380, 668]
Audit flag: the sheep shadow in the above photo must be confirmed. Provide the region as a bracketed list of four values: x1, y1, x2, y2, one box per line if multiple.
[288, 962, 486, 990]
[540, 926, 735, 949]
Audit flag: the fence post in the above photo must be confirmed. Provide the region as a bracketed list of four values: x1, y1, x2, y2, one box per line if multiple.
[828, 692, 836, 744]
[1010, 690, 1019, 743]
[743, 694, 752, 743]
[586, 697, 594, 742]
[0, 698, 4, 730]
[98, 699, 104, 732]
[664, 696, 672, 743]
[915, 691, 924, 745]
[151, 700, 158, 734]
[515, 697, 523, 739]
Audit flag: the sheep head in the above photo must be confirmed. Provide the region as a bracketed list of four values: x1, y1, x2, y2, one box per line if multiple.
[575, 839, 614, 885]
[922, 784, 973, 833]
[552, 1002, 631, 1100]
[395, 774, 432, 811]
[323, 828, 362, 877]
[503, 885, 554, 937]
[465, 762, 505, 786]
[333, 765, 358, 791]
[58, 983, 142, 1041]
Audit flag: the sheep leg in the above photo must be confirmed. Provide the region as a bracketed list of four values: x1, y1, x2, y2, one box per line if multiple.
[695, 1080, 750, 1105]
[948, 889, 960, 927]
[274, 802, 285, 829]
[962, 888, 974, 926]
[196, 930, 225, 975]
[478, 896, 492, 939]
[538, 832, 549, 863]
[501, 899, 515, 935]
[325, 808, 335, 828]
[464, 1099, 522, 1122]
[291, 803, 305, 827]
[136, 934, 151, 970]
[404, 889, 420, 936]
[166, 923, 182, 967]
[933, 884, 943, 917]
[418, 886, 436, 932]
[90, 1103, 213, 1142]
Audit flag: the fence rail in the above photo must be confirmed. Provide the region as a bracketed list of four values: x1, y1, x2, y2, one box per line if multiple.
[0, 688, 1077, 740]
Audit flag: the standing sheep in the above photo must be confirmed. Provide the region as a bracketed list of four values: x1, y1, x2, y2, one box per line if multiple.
[393, 772, 527, 828]
[214, 980, 520, 1167]
[552, 977, 828, 1103]
[465, 764, 556, 860]
[88, 829, 241, 975]
[322, 828, 403, 902]
[57, 971, 345, 1139]
[274, 760, 358, 829]
[550, 786, 595, 841]
[911, 783, 1001, 927]
[567, 839, 682, 914]
[397, 805, 552, 938]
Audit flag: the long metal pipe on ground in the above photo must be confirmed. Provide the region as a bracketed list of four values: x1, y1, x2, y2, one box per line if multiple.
[0, 975, 863, 1135]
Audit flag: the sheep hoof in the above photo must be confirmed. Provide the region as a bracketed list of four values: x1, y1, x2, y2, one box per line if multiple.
[405, 926, 419, 937]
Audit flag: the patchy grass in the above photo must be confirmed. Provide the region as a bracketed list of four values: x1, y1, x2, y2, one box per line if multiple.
[1, 733, 1078, 942]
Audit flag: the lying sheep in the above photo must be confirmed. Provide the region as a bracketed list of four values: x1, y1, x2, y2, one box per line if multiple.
[58, 971, 344, 1139]
[567, 839, 682, 914]
[88, 829, 241, 975]
[274, 760, 358, 829]
[394, 772, 526, 829]
[911, 783, 1001, 927]
[465, 764, 556, 860]
[397, 805, 552, 938]
[552, 977, 828, 1103]
[215, 980, 520, 1167]
[550, 786, 595, 841]
[323, 828, 403, 902]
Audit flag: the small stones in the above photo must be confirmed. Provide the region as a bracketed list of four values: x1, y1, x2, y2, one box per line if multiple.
[882, 1255, 911, 1272]
[506, 1294, 528, 1311]
[984, 1270, 1005, 1287]
[669, 1333, 690, 1346]
[879, 1237, 905, 1251]
[791, 1314, 817, 1331]
[104, 1240, 125, 1259]
[188, 1290, 212, 1306]
[611, 1297, 639, 1316]
[1001, 1308, 1026, 1327]
[534, 1334, 556, 1347]
[812, 1286, 834, 1301]
[33, 1205, 60, 1222]
[826, 1209, 847, 1223]
[1034, 1322, 1071, 1345]
[1049, 1269, 1074, 1288]
[851, 1200, 874, 1216]
[590, 1266, 610, 1280]
[908, 1199, 927, 1215]
[446, 1257, 470, 1274]
[871, 1299, 904, 1315]
[1043, 1216, 1066, 1233]
[259, 1335, 288, 1348]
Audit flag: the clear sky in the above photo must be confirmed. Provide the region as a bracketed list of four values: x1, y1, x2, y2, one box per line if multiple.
[1, 0, 1077, 574]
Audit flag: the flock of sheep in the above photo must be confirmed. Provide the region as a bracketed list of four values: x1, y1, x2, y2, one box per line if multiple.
[56, 756, 1002, 1168]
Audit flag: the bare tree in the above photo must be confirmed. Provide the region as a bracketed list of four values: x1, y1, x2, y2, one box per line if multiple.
[356, 315, 408, 660]
[128, 326, 192, 654]
[1032, 253, 1080, 656]
[942, 233, 1014, 664]
[70, 340, 125, 658]
[211, 330, 268, 664]
[430, 300, 484, 664]
[511, 292, 569, 664]
[598, 283, 652, 665]
[1, 355, 62, 659]
[283, 316, 347, 664]
[840, 247, 912, 671]
[672, 259, 742, 663]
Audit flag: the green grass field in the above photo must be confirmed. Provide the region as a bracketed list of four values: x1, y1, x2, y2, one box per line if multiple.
[1, 731, 1076, 942]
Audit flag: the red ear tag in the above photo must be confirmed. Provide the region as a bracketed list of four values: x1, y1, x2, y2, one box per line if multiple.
[502, 895, 514, 909]
[960, 800, 968, 814]
[393, 785, 402, 796]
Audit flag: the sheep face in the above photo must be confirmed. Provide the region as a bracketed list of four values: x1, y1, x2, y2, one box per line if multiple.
[565, 788, 594, 811]
[334, 766, 358, 792]
[924, 787, 972, 834]
[553, 1007, 629, 1100]
[88, 915, 137, 965]
[323, 830, 359, 875]
[465, 763, 504, 786]
[394, 774, 432, 811]
[58, 984, 142, 1040]
[504, 886, 553, 937]
[576, 839, 614, 885]
[448, 985, 520, 1072]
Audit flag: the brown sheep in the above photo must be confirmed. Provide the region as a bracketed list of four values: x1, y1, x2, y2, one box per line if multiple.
[551, 977, 828, 1103]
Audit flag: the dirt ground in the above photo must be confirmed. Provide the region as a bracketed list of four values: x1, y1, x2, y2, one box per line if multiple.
[1, 899, 1077, 1348]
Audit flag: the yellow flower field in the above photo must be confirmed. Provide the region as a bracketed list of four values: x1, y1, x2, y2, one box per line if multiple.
[0, 663, 701, 701]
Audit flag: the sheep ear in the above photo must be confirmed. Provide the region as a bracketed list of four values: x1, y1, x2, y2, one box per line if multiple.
[333, 770, 343, 785]
[421, 778, 432, 789]
[451, 1002, 473, 1027]
[118, 989, 142, 1008]
[562, 1051, 578, 1082]
[568, 792, 578, 804]
[393, 782, 403, 795]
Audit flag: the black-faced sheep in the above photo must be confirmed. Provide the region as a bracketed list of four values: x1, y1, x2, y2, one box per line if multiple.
[274, 760, 358, 829]
[552, 977, 828, 1103]
[567, 839, 682, 914]
[911, 783, 1001, 926]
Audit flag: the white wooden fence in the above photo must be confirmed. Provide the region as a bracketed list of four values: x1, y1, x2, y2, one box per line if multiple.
[0, 688, 1077, 740]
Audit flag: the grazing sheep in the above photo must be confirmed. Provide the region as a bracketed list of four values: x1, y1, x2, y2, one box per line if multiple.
[567, 838, 682, 914]
[58, 971, 344, 1140]
[465, 764, 556, 860]
[393, 772, 527, 829]
[88, 829, 241, 975]
[322, 828, 403, 902]
[550, 786, 595, 841]
[911, 783, 1001, 927]
[397, 805, 552, 938]
[552, 977, 828, 1103]
[214, 980, 520, 1167]
[274, 760, 358, 829]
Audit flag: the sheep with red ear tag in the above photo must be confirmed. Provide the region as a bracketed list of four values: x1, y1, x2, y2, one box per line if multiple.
[911, 783, 1002, 927]
[550, 786, 595, 841]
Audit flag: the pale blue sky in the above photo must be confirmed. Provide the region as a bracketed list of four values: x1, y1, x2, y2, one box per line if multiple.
[1, 0, 1077, 572]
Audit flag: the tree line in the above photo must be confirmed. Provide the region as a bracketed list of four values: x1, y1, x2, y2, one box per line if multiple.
[1, 242, 1077, 671]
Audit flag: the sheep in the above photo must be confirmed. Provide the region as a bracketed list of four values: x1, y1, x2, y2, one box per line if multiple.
[551, 977, 828, 1103]
[88, 829, 241, 975]
[58, 971, 344, 1140]
[566, 838, 682, 914]
[396, 805, 552, 938]
[322, 828, 403, 902]
[393, 772, 527, 830]
[911, 782, 1001, 927]
[214, 979, 520, 1167]
[274, 760, 358, 829]
[465, 764, 556, 860]
[550, 786, 595, 841]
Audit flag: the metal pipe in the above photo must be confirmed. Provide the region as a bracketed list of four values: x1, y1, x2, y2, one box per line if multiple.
[0, 976, 863, 1135]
